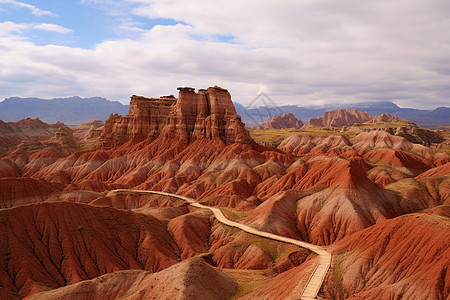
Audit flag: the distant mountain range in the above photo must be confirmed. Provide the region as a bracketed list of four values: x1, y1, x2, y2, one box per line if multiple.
[0, 96, 129, 125]
[235, 101, 450, 128]
[0, 96, 448, 128]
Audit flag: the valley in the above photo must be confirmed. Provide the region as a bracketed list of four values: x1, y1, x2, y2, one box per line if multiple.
[0, 86, 449, 299]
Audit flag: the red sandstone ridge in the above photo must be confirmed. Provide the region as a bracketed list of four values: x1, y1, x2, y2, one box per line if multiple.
[302, 109, 372, 129]
[0, 197, 312, 299]
[0, 118, 64, 147]
[253, 113, 303, 130]
[99, 86, 253, 147]
[0, 202, 182, 298]
[0, 178, 64, 208]
[1, 87, 449, 299]
[325, 214, 450, 299]
[366, 112, 398, 123]
[251, 156, 403, 245]
[71, 120, 104, 140]
[31, 257, 237, 300]
[301, 109, 403, 130]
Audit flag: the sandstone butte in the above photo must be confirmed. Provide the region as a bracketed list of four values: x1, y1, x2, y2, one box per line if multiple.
[301, 109, 399, 130]
[0, 85, 449, 299]
[99, 85, 253, 148]
[253, 113, 304, 130]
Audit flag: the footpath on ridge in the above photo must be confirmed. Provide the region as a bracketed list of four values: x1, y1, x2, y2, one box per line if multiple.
[107, 189, 332, 300]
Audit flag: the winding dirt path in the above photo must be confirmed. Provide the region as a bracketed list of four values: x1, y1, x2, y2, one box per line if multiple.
[107, 189, 331, 300]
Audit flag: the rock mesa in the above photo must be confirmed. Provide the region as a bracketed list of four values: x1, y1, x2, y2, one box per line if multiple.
[100, 86, 253, 147]
[254, 113, 303, 130]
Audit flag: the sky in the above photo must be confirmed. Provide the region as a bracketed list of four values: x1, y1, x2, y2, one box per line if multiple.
[0, 0, 449, 109]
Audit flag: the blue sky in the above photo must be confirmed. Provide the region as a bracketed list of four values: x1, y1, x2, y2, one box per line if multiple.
[0, 0, 184, 47]
[0, 0, 449, 108]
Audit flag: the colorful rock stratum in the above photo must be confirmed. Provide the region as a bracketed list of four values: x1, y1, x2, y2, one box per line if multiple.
[0, 86, 449, 300]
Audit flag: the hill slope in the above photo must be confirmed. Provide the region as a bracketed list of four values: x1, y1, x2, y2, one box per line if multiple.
[30, 257, 237, 300]
[325, 214, 450, 299]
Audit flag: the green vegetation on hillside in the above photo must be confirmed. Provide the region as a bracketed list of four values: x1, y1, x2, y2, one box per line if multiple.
[248, 127, 356, 145]
[355, 119, 413, 130]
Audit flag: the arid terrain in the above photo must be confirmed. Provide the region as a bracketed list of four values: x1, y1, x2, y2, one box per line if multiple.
[0, 86, 449, 300]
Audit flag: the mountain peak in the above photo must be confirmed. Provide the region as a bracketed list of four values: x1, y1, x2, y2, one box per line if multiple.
[0, 96, 129, 124]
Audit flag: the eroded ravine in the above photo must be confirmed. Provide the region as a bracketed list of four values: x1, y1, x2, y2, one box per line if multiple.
[107, 189, 332, 300]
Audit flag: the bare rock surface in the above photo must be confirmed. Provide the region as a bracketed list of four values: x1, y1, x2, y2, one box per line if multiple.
[254, 113, 303, 130]
[0, 118, 64, 147]
[0, 202, 181, 298]
[325, 214, 450, 300]
[302, 109, 372, 129]
[31, 257, 238, 300]
[99, 86, 253, 147]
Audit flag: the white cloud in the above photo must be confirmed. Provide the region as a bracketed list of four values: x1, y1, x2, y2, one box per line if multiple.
[0, 21, 28, 35]
[0, 0, 55, 16]
[33, 23, 72, 34]
[0, 0, 449, 109]
[0, 21, 72, 35]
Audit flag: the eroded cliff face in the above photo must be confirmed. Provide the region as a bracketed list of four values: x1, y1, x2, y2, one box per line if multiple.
[253, 113, 304, 130]
[99, 86, 252, 147]
[301, 109, 373, 130]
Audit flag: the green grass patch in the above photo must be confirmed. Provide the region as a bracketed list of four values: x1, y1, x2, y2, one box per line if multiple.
[385, 178, 423, 192]
[219, 223, 242, 236]
[424, 213, 450, 222]
[245, 233, 302, 264]
[248, 127, 357, 145]
[249, 128, 303, 144]
[355, 119, 413, 130]
[430, 148, 450, 155]
[216, 222, 308, 266]
[226, 269, 272, 299]
[333, 251, 350, 298]
[300, 128, 357, 139]
[79, 138, 99, 149]
[35, 282, 57, 292]
[220, 207, 248, 222]
[199, 195, 220, 205]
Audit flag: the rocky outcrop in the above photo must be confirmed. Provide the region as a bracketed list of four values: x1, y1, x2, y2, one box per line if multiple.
[325, 214, 450, 299]
[2, 87, 450, 300]
[0, 202, 182, 298]
[253, 113, 303, 130]
[99, 95, 176, 147]
[99, 86, 253, 147]
[300, 109, 442, 146]
[31, 257, 238, 300]
[0, 178, 64, 208]
[393, 125, 443, 146]
[49, 126, 78, 149]
[302, 109, 372, 130]
[349, 123, 444, 146]
[301, 110, 403, 130]
[0, 118, 64, 148]
[72, 120, 104, 140]
[367, 112, 398, 123]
